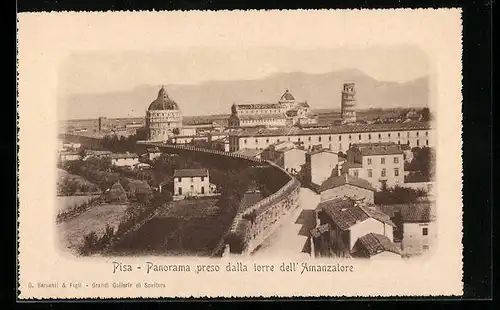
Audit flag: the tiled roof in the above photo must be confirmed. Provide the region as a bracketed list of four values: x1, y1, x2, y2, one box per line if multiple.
[237, 113, 286, 121]
[320, 174, 375, 192]
[355, 143, 405, 156]
[316, 198, 395, 230]
[234, 148, 264, 157]
[173, 168, 209, 178]
[230, 121, 431, 137]
[355, 233, 402, 257]
[236, 103, 284, 110]
[310, 223, 330, 238]
[110, 153, 139, 159]
[400, 202, 433, 222]
[297, 101, 309, 108]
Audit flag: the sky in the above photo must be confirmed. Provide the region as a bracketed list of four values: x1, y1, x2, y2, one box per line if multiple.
[58, 46, 429, 97]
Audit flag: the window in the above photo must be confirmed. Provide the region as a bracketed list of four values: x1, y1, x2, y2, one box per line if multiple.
[255, 139, 258, 144]
[359, 134, 361, 140]
[348, 135, 352, 140]
[367, 158, 372, 165]
[339, 143, 342, 150]
[381, 157, 385, 164]
[201, 177, 204, 182]
[423, 245, 429, 250]
[353, 170, 359, 177]
[288, 137, 290, 141]
[318, 136, 322, 142]
[394, 157, 399, 164]
[244, 139, 247, 144]
[191, 177, 194, 183]
[398, 140, 401, 144]
[417, 140, 420, 146]
[339, 136, 342, 141]
[426, 131, 429, 136]
[368, 169, 373, 177]
[201, 186, 205, 194]
[417, 132, 420, 137]
[308, 137, 311, 142]
[407, 132, 410, 138]
[178, 187, 182, 195]
[422, 228, 428, 236]
[398, 132, 401, 138]
[329, 136, 332, 141]
[426, 140, 429, 146]
[378, 133, 381, 139]
[266, 138, 269, 143]
[368, 134, 371, 140]
[394, 168, 399, 176]
[178, 177, 181, 182]
[381, 169, 386, 177]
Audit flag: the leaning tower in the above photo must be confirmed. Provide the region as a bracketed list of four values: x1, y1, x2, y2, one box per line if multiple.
[341, 83, 357, 123]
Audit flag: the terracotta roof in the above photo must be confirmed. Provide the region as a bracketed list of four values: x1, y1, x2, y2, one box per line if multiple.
[230, 121, 431, 137]
[320, 174, 375, 192]
[173, 169, 209, 178]
[316, 198, 395, 230]
[148, 85, 179, 111]
[400, 202, 433, 222]
[355, 233, 402, 257]
[280, 89, 295, 101]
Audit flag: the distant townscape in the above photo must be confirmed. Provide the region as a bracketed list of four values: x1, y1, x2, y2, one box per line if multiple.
[57, 81, 435, 260]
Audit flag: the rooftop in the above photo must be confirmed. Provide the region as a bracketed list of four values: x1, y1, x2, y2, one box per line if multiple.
[229, 121, 431, 138]
[320, 174, 375, 192]
[110, 153, 139, 159]
[237, 113, 286, 121]
[352, 143, 405, 156]
[235, 103, 284, 110]
[148, 85, 179, 111]
[400, 202, 434, 223]
[280, 89, 295, 101]
[316, 197, 395, 230]
[173, 168, 209, 178]
[355, 233, 402, 257]
[234, 148, 264, 158]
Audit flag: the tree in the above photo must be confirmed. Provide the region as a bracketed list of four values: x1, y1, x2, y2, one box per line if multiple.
[421, 107, 431, 121]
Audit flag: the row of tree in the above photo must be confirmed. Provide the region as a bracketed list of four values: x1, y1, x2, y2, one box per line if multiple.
[374, 186, 427, 205]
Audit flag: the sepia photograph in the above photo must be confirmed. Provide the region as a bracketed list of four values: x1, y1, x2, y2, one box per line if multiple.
[17, 9, 463, 298]
[56, 48, 436, 260]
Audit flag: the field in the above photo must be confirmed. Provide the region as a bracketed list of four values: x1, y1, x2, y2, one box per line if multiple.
[56, 195, 101, 212]
[158, 198, 220, 219]
[58, 204, 129, 251]
[57, 168, 100, 195]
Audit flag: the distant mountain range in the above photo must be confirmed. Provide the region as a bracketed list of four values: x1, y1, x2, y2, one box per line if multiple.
[60, 69, 429, 120]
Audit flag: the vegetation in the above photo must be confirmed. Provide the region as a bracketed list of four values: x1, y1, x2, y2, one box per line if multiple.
[100, 134, 139, 153]
[405, 146, 436, 180]
[374, 186, 427, 205]
[78, 224, 116, 256]
[56, 195, 104, 223]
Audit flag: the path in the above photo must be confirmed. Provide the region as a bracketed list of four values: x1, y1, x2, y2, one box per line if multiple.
[252, 187, 320, 259]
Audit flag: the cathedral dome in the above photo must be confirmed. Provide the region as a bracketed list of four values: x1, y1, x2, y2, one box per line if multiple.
[280, 89, 295, 101]
[148, 85, 179, 110]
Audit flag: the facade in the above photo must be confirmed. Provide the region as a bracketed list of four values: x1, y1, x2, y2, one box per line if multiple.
[319, 174, 375, 204]
[400, 203, 436, 256]
[261, 141, 307, 174]
[228, 90, 313, 129]
[312, 197, 396, 258]
[173, 168, 216, 199]
[341, 83, 357, 123]
[228, 122, 434, 153]
[211, 137, 230, 152]
[304, 149, 339, 187]
[343, 142, 405, 190]
[146, 147, 162, 161]
[83, 150, 112, 161]
[145, 85, 182, 141]
[98, 117, 111, 132]
[110, 153, 139, 167]
[59, 151, 81, 162]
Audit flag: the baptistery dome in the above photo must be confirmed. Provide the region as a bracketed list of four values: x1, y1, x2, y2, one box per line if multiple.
[145, 85, 182, 141]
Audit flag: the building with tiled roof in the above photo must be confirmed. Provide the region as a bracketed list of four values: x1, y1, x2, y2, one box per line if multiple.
[319, 174, 375, 204]
[110, 153, 139, 167]
[398, 202, 436, 256]
[233, 148, 264, 159]
[173, 169, 216, 200]
[352, 233, 402, 259]
[312, 197, 395, 257]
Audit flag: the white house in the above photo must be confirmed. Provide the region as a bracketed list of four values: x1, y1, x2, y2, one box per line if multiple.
[59, 151, 81, 162]
[173, 168, 217, 200]
[305, 149, 339, 188]
[400, 203, 436, 256]
[344, 142, 405, 190]
[110, 153, 140, 167]
[319, 174, 375, 204]
[146, 147, 162, 161]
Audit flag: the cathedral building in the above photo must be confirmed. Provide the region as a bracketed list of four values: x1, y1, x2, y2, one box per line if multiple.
[145, 85, 182, 141]
[228, 90, 314, 128]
